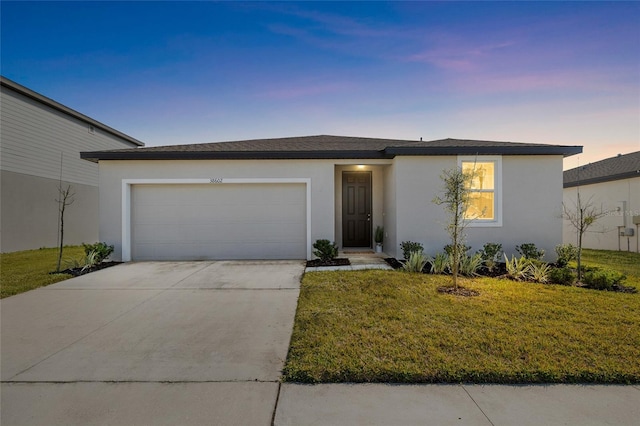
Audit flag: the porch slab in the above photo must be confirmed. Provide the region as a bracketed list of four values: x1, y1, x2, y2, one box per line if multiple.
[306, 252, 393, 272]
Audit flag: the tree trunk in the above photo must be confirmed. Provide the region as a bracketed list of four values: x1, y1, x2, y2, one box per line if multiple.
[577, 231, 583, 282]
[56, 202, 65, 272]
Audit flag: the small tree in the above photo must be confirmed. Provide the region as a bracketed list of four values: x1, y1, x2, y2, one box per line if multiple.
[561, 193, 608, 281]
[55, 184, 75, 272]
[433, 167, 475, 289]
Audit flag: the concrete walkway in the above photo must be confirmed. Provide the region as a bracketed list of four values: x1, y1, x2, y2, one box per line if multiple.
[306, 251, 393, 272]
[1, 260, 304, 425]
[275, 383, 640, 425]
[2, 261, 639, 425]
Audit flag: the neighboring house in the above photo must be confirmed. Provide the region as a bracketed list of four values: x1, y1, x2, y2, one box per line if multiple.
[0, 76, 144, 252]
[81, 135, 581, 262]
[563, 151, 640, 253]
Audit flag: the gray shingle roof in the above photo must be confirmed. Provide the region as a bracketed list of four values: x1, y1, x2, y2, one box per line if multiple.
[81, 135, 582, 162]
[564, 151, 640, 188]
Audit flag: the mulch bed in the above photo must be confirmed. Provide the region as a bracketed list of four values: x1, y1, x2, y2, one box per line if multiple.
[56, 261, 123, 277]
[384, 258, 404, 269]
[306, 258, 351, 267]
[437, 286, 480, 297]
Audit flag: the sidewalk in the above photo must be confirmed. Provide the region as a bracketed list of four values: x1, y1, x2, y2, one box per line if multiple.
[274, 383, 640, 426]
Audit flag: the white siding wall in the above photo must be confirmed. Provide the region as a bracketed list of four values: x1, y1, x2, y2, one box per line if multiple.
[1, 86, 139, 186]
[563, 177, 640, 252]
[0, 85, 141, 252]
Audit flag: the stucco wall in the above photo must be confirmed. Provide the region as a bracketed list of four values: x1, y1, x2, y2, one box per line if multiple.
[97, 155, 565, 261]
[563, 177, 640, 252]
[1, 170, 98, 252]
[383, 163, 397, 258]
[394, 155, 564, 261]
[98, 159, 338, 261]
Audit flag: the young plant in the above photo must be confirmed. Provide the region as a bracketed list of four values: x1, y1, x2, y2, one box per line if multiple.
[477, 242, 503, 271]
[312, 239, 338, 262]
[458, 253, 483, 277]
[82, 242, 114, 264]
[374, 226, 384, 244]
[65, 250, 101, 273]
[504, 254, 531, 282]
[555, 244, 578, 268]
[562, 193, 609, 280]
[516, 243, 545, 261]
[582, 268, 626, 290]
[403, 251, 428, 273]
[430, 252, 450, 274]
[549, 267, 575, 286]
[443, 244, 472, 257]
[400, 241, 424, 261]
[55, 184, 75, 272]
[432, 167, 476, 289]
[527, 261, 551, 283]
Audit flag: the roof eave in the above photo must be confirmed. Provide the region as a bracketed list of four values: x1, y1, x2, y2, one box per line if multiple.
[80, 150, 392, 162]
[564, 170, 640, 188]
[385, 145, 583, 157]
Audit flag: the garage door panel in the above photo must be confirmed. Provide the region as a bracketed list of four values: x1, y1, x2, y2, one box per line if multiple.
[133, 222, 305, 244]
[131, 184, 306, 260]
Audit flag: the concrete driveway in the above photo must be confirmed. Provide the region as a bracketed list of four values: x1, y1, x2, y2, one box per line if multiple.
[1, 260, 304, 425]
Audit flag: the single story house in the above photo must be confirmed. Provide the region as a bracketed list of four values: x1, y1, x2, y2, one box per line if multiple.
[563, 151, 640, 253]
[81, 135, 581, 261]
[0, 76, 144, 252]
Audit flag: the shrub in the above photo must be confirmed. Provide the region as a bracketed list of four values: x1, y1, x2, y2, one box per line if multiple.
[443, 244, 471, 256]
[504, 254, 531, 281]
[400, 241, 424, 260]
[313, 239, 338, 262]
[477, 242, 502, 271]
[527, 261, 551, 283]
[555, 244, 578, 267]
[515, 243, 545, 260]
[403, 251, 428, 273]
[65, 250, 101, 272]
[582, 268, 626, 290]
[458, 253, 483, 277]
[430, 252, 449, 274]
[549, 267, 575, 286]
[82, 242, 114, 264]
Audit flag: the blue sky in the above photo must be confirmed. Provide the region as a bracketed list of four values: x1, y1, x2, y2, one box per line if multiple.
[2, 1, 638, 169]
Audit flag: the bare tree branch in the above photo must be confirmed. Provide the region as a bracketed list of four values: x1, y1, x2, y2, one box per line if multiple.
[561, 192, 609, 281]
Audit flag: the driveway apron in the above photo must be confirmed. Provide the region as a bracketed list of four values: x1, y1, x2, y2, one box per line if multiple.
[1, 260, 304, 426]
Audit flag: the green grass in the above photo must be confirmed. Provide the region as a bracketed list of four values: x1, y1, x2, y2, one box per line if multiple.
[1, 246, 84, 299]
[284, 250, 640, 384]
[579, 249, 640, 284]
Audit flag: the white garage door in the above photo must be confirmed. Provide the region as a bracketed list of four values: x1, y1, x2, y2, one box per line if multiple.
[131, 183, 306, 260]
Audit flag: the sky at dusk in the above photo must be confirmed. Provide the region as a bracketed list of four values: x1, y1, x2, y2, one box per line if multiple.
[2, 1, 638, 169]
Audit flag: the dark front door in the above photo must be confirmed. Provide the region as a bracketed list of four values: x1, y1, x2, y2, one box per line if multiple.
[342, 171, 372, 247]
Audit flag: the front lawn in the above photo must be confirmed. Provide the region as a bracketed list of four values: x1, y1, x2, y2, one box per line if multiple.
[0, 246, 84, 298]
[284, 250, 640, 383]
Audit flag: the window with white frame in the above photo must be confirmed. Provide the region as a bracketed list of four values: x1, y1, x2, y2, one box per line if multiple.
[458, 156, 502, 226]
